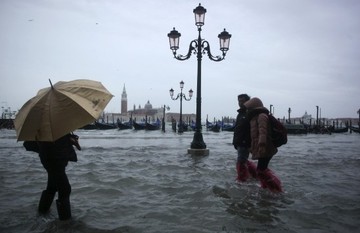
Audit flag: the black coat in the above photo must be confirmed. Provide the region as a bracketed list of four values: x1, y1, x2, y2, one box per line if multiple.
[39, 134, 77, 162]
[232, 108, 251, 148]
[24, 134, 77, 162]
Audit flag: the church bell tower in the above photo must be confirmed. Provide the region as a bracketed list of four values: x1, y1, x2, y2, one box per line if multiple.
[121, 84, 127, 114]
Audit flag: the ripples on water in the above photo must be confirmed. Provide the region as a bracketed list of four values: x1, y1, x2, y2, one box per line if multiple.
[0, 129, 359, 233]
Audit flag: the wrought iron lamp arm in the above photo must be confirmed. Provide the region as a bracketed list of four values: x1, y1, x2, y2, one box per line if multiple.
[182, 93, 192, 101]
[173, 40, 198, 61]
[170, 94, 181, 101]
[202, 40, 226, 62]
[171, 93, 192, 101]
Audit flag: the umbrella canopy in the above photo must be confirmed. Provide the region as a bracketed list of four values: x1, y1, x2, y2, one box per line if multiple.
[14, 79, 113, 141]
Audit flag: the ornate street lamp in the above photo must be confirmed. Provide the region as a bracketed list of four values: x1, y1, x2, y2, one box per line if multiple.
[170, 81, 193, 133]
[168, 3, 231, 155]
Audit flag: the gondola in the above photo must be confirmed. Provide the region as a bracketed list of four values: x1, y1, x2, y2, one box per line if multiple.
[222, 124, 235, 132]
[79, 122, 97, 130]
[179, 123, 189, 132]
[145, 119, 161, 130]
[209, 124, 221, 132]
[284, 124, 308, 134]
[95, 121, 117, 130]
[133, 121, 146, 130]
[350, 126, 360, 133]
[0, 119, 15, 129]
[206, 120, 221, 132]
[117, 121, 132, 130]
[174, 122, 189, 132]
[145, 122, 161, 130]
[328, 126, 348, 133]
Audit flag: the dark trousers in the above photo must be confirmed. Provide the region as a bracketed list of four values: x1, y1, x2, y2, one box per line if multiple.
[257, 157, 272, 171]
[40, 157, 71, 203]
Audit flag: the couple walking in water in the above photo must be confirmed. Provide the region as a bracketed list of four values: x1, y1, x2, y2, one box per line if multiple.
[25, 93, 281, 223]
[233, 94, 282, 193]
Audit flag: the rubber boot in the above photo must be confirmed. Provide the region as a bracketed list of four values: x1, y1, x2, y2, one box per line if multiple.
[247, 161, 258, 179]
[38, 190, 55, 214]
[236, 162, 249, 182]
[257, 169, 283, 193]
[56, 200, 71, 220]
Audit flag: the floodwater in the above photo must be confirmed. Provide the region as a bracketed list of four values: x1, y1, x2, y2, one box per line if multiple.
[0, 128, 359, 233]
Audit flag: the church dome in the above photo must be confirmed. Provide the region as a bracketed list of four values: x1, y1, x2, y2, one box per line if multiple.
[144, 100, 152, 110]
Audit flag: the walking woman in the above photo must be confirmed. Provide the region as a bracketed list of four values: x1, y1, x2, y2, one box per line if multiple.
[32, 133, 80, 220]
[244, 97, 282, 193]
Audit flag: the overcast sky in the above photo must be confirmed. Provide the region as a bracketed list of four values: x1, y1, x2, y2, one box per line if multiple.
[1, 0, 359, 120]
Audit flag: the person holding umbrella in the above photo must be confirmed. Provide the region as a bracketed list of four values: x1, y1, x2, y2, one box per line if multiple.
[15, 79, 113, 220]
[33, 133, 81, 220]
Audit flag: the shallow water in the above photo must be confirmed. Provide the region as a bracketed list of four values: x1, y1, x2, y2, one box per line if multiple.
[0, 129, 359, 233]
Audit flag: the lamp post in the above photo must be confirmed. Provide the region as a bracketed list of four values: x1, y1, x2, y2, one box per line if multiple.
[170, 81, 193, 133]
[269, 104, 273, 115]
[168, 4, 231, 155]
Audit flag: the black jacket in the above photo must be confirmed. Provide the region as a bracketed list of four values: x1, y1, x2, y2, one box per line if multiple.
[38, 134, 78, 162]
[232, 108, 251, 148]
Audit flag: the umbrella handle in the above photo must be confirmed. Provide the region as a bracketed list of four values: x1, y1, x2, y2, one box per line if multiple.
[70, 133, 81, 150]
[49, 79, 53, 89]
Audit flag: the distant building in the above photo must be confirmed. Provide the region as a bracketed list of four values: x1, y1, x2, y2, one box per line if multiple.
[1, 106, 16, 119]
[128, 100, 163, 122]
[281, 111, 357, 127]
[301, 111, 312, 125]
[121, 84, 127, 114]
[105, 85, 196, 123]
[108, 99, 164, 123]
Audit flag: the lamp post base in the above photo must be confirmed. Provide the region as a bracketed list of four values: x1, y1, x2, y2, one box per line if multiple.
[187, 148, 209, 156]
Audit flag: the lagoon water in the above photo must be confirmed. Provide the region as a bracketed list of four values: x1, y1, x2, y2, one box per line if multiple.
[0, 128, 359, 233]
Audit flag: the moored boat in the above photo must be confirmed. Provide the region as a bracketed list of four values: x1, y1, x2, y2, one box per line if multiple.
[222, 123, 235, 132]
[210, 124, 221, 132]
[133, 121, 146, 130]
[145, 122, 160, 130]
[79, 122, 97, 130]
[284, 124, 307, 134]
[95, 121, 117, 130]
[206, 120, 221, 132]
[145, 119, 161, 130]
[117, 121, 132, 130]
[328, 126, 348, 133]
[350, 126, 360, 133]
[0, 119, 14, 129]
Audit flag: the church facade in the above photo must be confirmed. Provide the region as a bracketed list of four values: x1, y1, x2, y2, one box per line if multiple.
[108, 84, 164, 123]
[104, 84, 196, 124]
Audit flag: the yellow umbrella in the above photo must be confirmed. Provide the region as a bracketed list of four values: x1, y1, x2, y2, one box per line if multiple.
[14, 79, 113, 141]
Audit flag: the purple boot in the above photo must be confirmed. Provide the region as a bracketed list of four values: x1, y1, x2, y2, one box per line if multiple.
[257, 169, 283, 193]
[236, 162, 249, 182]
[247, 161, 258, 179]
